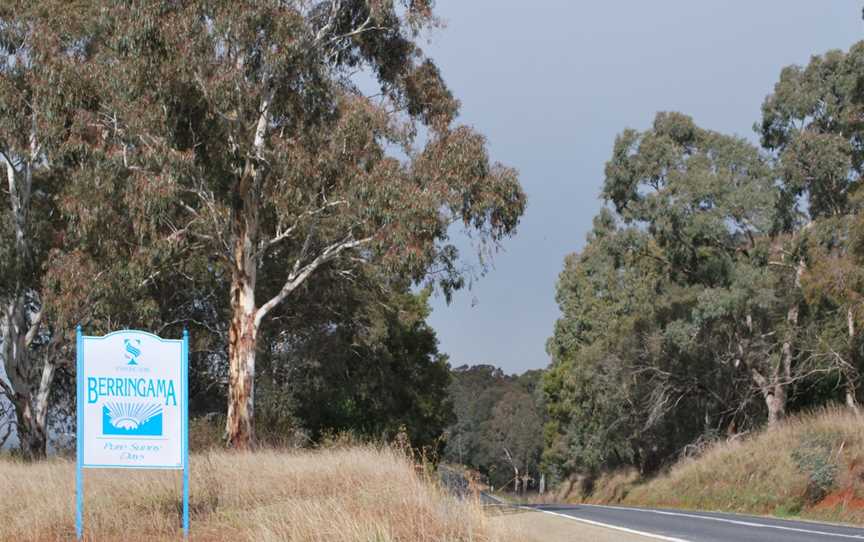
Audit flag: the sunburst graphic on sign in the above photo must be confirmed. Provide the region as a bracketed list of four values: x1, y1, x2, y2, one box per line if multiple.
[102, 402, 163, 436]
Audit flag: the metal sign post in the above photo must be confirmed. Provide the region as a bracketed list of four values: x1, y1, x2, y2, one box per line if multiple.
[75, 328, 189, 540]
[182, 328, 189, 537]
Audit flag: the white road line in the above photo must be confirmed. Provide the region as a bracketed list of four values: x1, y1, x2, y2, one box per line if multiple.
[524, 506, 690, 542]
[581, 504, 864, 540]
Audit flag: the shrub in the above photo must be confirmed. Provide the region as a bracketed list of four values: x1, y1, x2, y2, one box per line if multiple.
[791, 431, 841, 504]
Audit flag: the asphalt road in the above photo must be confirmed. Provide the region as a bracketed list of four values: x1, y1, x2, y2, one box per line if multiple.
[530, 504, 864, 542]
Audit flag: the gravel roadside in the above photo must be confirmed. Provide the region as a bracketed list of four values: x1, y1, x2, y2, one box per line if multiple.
[490, 508, 663, 542]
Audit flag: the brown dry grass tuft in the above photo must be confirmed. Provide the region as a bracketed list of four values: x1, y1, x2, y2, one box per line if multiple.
[0, 446, 514, 542]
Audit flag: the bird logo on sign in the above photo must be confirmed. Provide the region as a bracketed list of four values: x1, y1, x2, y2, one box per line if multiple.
[124, 338, 142, 366]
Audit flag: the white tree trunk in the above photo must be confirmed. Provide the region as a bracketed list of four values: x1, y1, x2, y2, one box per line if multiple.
[847, 307, 859, 413]
[765, 388, 786, 426]
[1, 149, 53, 459]
[513, 467, 520, 495]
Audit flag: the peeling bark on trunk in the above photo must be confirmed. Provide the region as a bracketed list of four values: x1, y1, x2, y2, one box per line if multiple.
[13, 392, 50, 460]
[224, 177, 260, 449]
[17, 353, 55, 459]
[225, 300, 256, 449]
[223, 90, 271, 449]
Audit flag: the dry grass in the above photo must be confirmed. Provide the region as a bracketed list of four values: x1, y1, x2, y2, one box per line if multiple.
[586, 407, 864, 524]
[0, 446, 514, 542]
[584, 469, 641, 505]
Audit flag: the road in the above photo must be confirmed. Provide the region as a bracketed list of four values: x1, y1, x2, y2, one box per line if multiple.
[529, 503, 864, 542]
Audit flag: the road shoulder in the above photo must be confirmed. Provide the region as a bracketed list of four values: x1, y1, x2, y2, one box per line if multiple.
[490, 508, 664, 542]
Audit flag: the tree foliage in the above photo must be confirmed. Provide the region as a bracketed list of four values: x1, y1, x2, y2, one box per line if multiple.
[262, 279, 455, 452]
[444, 365, 545, 489]
[0, 1, 525, 456]
[0, 3, 194, 458]
[0, 1, 526, 451]
[545, 40, 864, 481]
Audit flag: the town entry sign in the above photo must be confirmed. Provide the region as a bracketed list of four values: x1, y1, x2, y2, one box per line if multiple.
[75, 328, 189, 539]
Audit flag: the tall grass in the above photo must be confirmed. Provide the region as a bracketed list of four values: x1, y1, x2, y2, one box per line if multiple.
[0, 446, 510, 542]
[580, 407, 864, 524]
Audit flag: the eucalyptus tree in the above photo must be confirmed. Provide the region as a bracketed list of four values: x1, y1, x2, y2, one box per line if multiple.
[0, 3, 215, 458]
[759, 41, 864, 409]
[444, 364, 511, 477]
[544, 213, 652, 475]
[759, 42, 864, 224]
[0, 8, 90, 458]
[601, 112, 801, 424]
[544, 208, 737, 477]
[489, 372, 544, 493]
[543, 113, 790, 481]
[444, 365, 544, 488]
[82, 1, 525, 448]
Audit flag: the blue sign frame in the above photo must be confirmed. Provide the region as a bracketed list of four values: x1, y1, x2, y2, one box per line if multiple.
[75, 327, 190, 539]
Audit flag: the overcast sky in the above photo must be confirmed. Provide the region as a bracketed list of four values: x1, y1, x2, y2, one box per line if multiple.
[421, 1, 863, 375]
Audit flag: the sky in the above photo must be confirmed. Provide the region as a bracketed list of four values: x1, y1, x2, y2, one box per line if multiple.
[421, 1, 864, 375]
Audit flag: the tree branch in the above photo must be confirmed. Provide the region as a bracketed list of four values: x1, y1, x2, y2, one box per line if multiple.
[254, 235, 373, 327]
[23, 307, 42, 348]
[256, 200, 347, 260]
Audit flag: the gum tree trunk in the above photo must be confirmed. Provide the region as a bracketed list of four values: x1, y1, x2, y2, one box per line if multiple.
[845, 307, 860, 412]
[513, 467, 520, 495]
[768, 304, 797, 425]
[761, 259, 805, 426]
[765, 385, 786, 426]
[8, 355, 54, 460]
[1, 129, 54, 460]
[224, 175, 260, 450]
[224, 89, 270, 450]
[225, 278, 257, 449]
[220, 89, 371, 448]
[2, 297, 51, 460]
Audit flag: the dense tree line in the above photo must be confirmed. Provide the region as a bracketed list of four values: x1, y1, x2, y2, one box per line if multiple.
[0, 1, 525, 458]
[443, 365, 545, 491]
[545, 41, 864, 481]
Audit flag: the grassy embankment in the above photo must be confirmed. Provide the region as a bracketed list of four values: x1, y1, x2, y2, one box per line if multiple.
[565, 407, 864, 524]
[0, 445, 523, 542]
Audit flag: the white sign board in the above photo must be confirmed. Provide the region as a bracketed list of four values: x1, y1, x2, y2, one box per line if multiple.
[78, 331, 185, 469]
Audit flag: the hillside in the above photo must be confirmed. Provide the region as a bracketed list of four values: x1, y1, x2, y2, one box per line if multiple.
[569, 408, 864, 525]
[0, 446, 513, 542]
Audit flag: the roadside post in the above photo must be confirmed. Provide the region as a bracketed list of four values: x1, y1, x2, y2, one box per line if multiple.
[75, 327, 190, 539]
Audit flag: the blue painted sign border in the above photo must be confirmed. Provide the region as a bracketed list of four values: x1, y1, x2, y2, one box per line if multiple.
[75, 327, 190, 540]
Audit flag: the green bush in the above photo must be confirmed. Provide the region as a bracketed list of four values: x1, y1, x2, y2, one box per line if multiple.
[791, 431, 840, 503]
